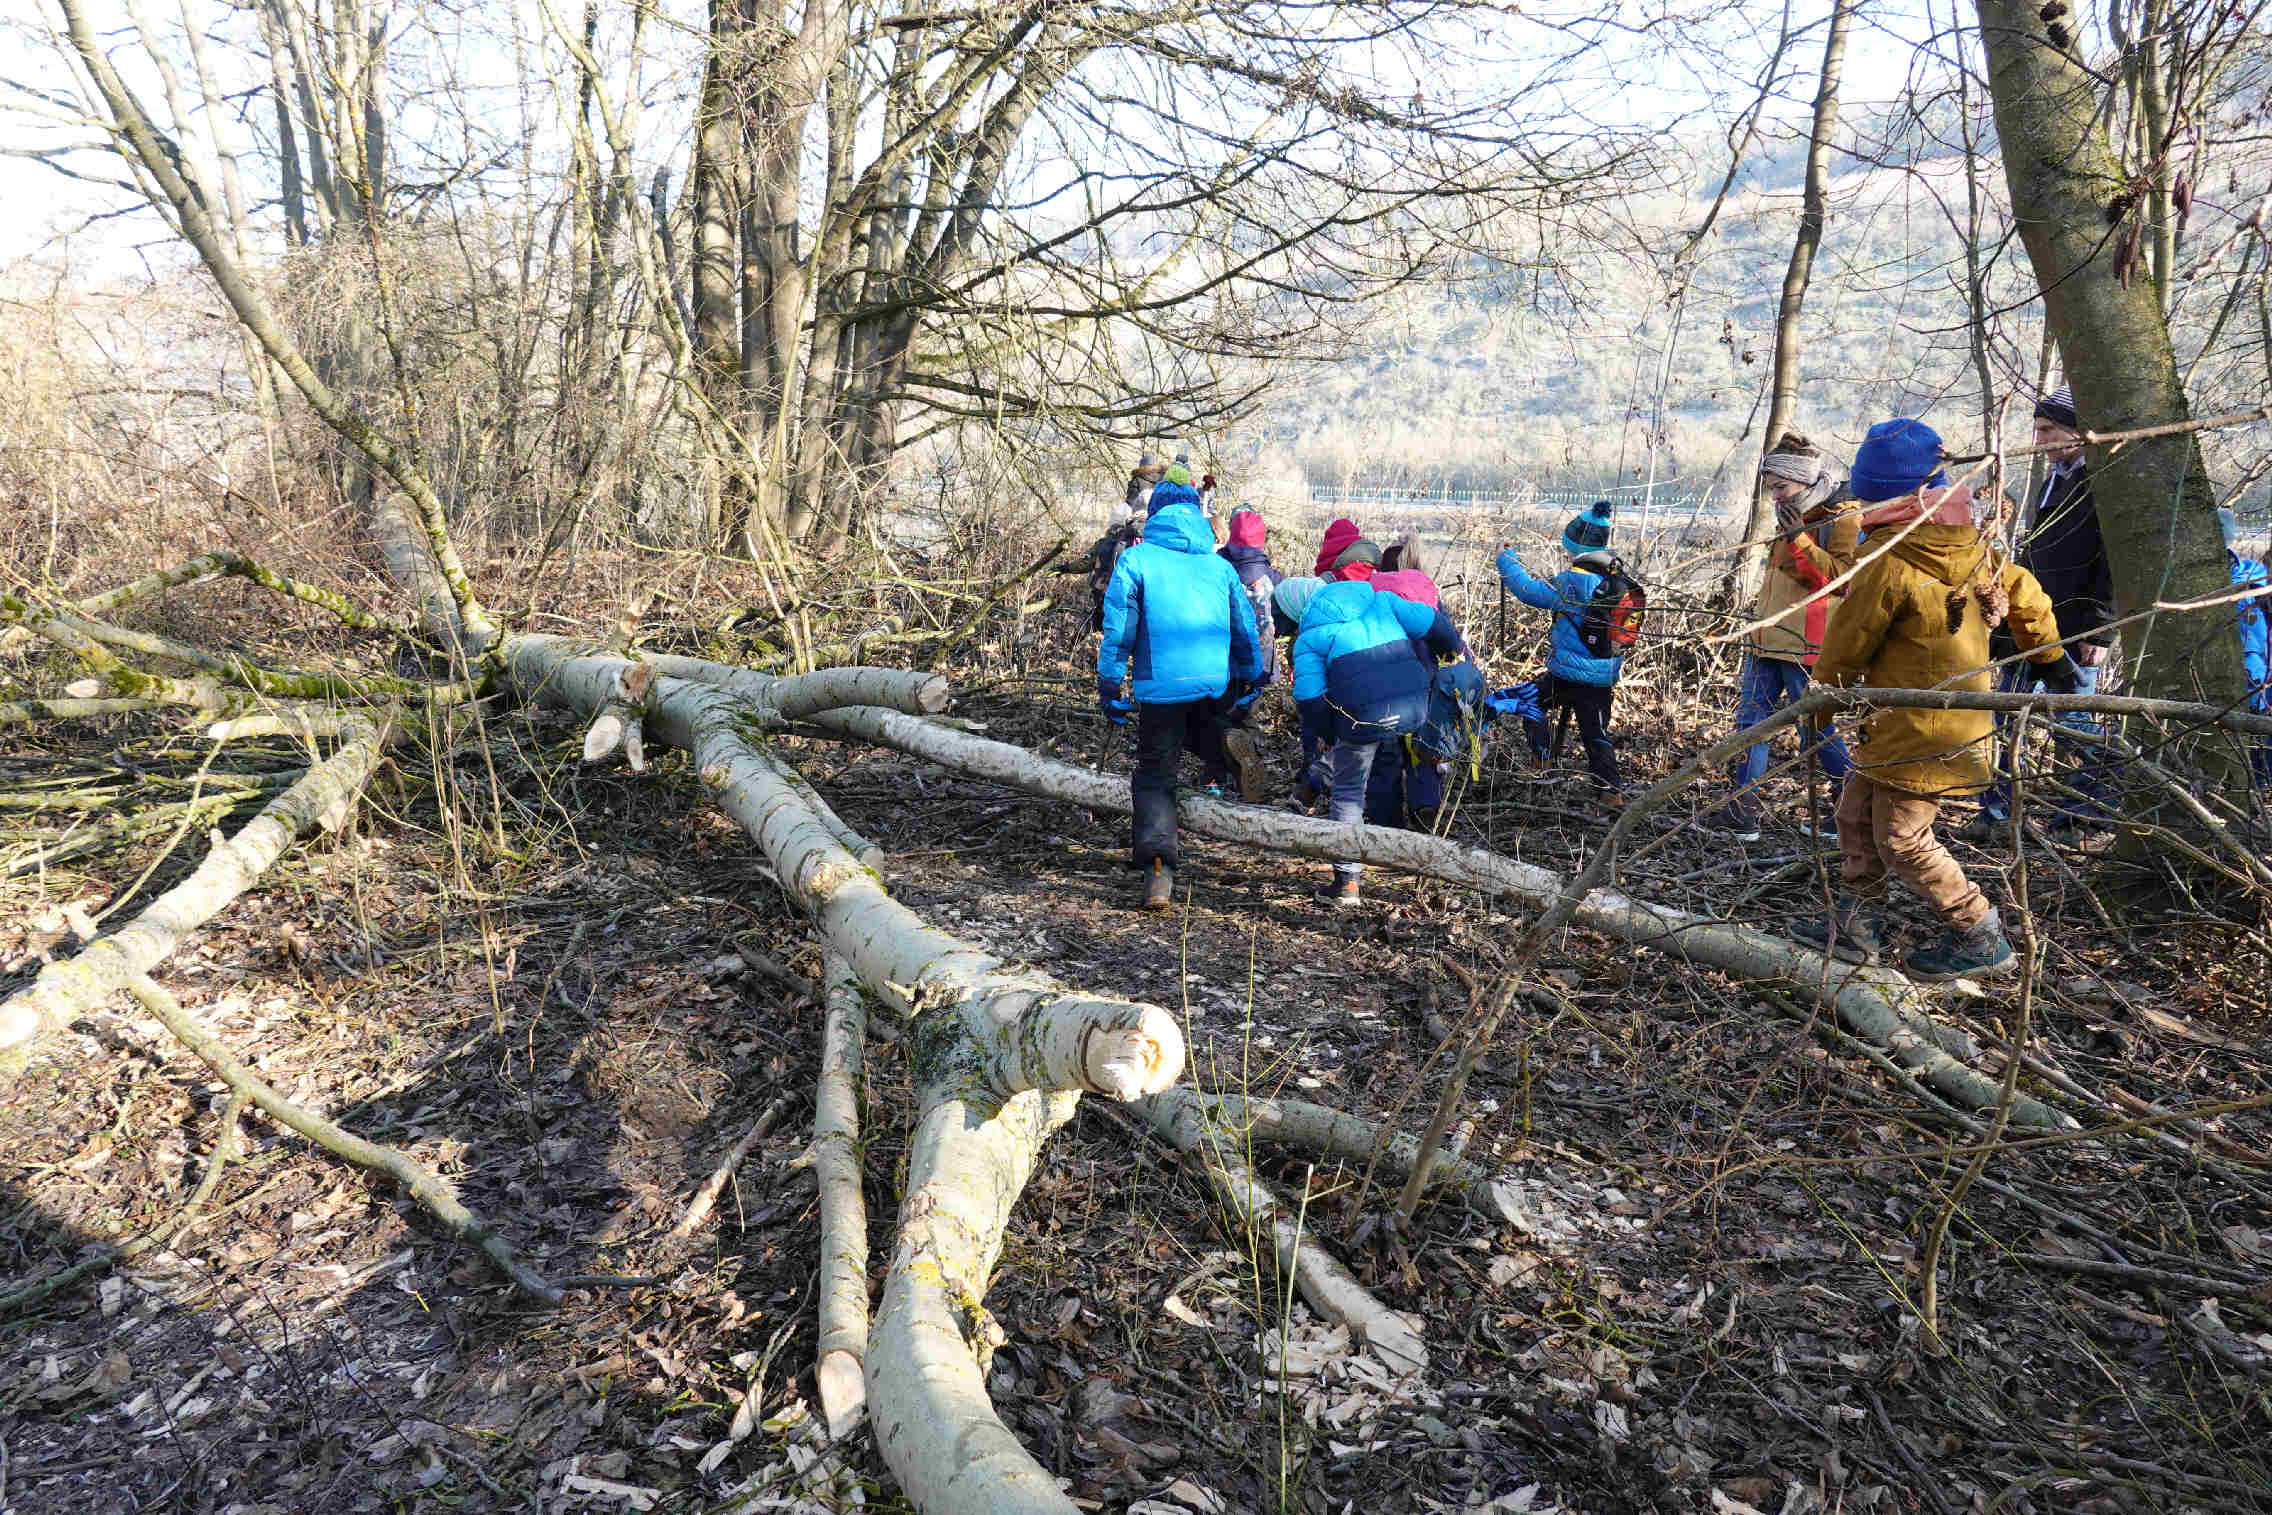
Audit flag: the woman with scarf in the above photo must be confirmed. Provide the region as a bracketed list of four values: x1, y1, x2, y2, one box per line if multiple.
[1794, 419, 2080, 982]
[1705, 433, 1863, 840]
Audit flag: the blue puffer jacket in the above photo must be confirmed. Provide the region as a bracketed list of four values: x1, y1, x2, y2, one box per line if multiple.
[1496, 549, 1624, 687]
[2234, 550, 2269, 712]
[1099, 503, 1264, 703]
[1291, 579, 1463, 743]
[1145, 480, 1203, 517]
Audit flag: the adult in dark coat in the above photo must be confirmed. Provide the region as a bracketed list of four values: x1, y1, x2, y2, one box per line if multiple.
[1966, 384, 2120, 836]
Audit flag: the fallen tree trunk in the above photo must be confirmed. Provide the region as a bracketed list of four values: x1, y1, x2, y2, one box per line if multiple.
[498, 639, 1187, 1515]
[1141, 1088, 1429, 1376]
[785, 701, 2072, 1131]
[0, 712, 394, 1069]
[810, 952, 872, 1440]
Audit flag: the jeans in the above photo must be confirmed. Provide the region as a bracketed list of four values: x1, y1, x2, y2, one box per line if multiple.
[1520, 675, 1621, 793]
[1303, 736, 1405, 826]
[1328, 740, 1386, 880]
[1979, 656, 2114, 822]
[1729, 655, 1853, 795]
[1130, 697, 1231, 867]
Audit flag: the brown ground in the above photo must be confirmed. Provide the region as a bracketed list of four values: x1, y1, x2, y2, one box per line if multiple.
[4, 581, 2271, 1515]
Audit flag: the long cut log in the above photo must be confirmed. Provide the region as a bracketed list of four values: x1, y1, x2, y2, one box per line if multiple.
[794, 702, 2073, 1130]
[811, 953, 872, 1439]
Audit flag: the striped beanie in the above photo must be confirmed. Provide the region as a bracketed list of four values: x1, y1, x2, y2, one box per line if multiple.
[2034, 385, 2078, 430]
[1561, 501, 1613, 558]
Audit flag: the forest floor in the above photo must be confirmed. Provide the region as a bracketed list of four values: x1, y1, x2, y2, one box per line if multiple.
[4, 592, 2272, 1515]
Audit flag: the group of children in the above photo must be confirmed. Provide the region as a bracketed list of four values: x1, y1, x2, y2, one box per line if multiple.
[1087, 409, 2268, 983]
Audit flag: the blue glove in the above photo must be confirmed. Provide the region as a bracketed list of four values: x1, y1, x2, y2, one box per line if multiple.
[1097, 676, 1132, 725]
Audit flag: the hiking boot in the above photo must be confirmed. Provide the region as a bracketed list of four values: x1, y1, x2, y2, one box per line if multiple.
[1224, 727, 1268, 803]
[1312, 875, 1362, 909]
[1290, 774, 1320, 811]
[1410, 806, 1441, 834]
[1791, 896, 1887, 965]
[1792, 813, 1839, 842]
[1906, 908, 2016, 983]
[1702, 795, 1762, 842]
[1596, 789, 1627, 815]
[1141, 860, 1175, 913]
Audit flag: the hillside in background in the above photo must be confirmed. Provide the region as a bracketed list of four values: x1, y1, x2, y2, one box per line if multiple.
[1215, 120, 2272, 521]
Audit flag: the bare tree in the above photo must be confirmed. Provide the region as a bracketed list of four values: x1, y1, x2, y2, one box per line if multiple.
[1972, 0, 2247, 707]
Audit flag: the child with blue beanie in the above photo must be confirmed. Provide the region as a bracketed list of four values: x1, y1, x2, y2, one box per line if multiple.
[1495, 501, 1628, 807]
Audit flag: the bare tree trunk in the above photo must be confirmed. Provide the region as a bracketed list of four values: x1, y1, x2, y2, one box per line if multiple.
[1973, 0, 2245, 707]
[1724, 0, 1854, 605]
[693, 0, 746, 542]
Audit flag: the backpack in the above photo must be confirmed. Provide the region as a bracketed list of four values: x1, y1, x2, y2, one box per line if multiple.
[1412, 660, 1488, 773]
[1573, 553, 1646, 658]
[1089, 534, 1125, 598]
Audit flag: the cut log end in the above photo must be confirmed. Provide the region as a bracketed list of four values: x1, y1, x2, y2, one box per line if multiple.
[817, 1350, 867, 1440]
[582, 711, 626, 763]
[1082, 1006, 1187, 1101]
[0, 1000, 45, 1053]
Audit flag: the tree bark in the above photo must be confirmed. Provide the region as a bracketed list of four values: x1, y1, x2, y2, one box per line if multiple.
[811, 952, 871, 1439]
[1973, 0, 2245, 706]
[1725, 0, 1855, 606]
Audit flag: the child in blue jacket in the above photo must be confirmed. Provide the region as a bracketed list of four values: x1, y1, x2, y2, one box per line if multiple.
[2224, 508, 2271, 785]
[1099, 501, 1267, 909]
[1496, 501, 1627, 806]
[1290, 578, 1464, 906]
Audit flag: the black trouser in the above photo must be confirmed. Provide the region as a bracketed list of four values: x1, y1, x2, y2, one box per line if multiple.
[1522, 674, 1620, 793]
[1131, 697, 1231, 867]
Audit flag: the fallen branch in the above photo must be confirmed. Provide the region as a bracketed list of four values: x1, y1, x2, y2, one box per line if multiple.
[0, 711, 394, 1067]
[670, 1092, 800, 1240]
[1167, 1089, 1522, 1224]
[75, 549, 413, 635]
[0, 697, 162, 726]
[1140, 1088, 1428, 1376]
[0, 1090, 245, 1319]
[125, 975, 561, 1303]
[2014, 1252, 2269, 1299]
[794, 702, 2070, 1130]
[810, 953, 872, 1440]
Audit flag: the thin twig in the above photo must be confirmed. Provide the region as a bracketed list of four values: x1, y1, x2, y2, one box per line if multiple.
[671, 1092, 800, 1240]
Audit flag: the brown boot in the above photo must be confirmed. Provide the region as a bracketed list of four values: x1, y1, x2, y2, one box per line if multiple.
[1141, 859, 1175, 912]
[1223, 727, 1268, 802]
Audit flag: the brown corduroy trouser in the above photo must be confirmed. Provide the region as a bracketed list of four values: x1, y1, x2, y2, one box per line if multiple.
[1835, 775, 1991, 931]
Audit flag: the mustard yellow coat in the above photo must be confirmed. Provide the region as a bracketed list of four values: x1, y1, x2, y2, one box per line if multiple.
[1749, 507, 1860, 665]
[1811, 523, 2067, 797]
